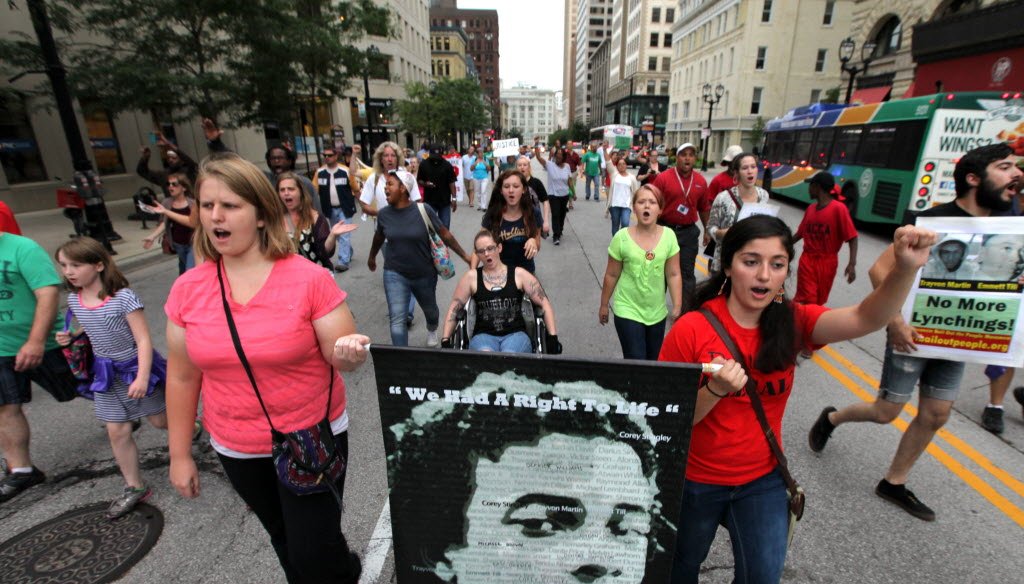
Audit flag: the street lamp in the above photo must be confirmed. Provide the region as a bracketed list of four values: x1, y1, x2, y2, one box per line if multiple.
[363, 44, 380, 157]
[838, 37, 877, 104]
[700, 83, 724, 172]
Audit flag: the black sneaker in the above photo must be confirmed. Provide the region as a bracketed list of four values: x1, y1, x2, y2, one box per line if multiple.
[981, 406, 1004, 434]
[875, 479, 935, 521]
[0, 467, 46, 502]
[1014, 386, 1024, 418]
[554, 237, 561, 246]
[808, 406, 837, 452]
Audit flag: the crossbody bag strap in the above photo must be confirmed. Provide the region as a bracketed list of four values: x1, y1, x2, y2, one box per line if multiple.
[416, 202, 438, 239]
[698, 308, 800, 494]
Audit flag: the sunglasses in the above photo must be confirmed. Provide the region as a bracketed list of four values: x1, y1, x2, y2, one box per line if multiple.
[324, 152, 337, 157]
[167, 181, 180, 186]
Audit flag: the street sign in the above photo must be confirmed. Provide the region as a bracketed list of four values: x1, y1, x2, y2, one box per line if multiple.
[701, 127, 711, 139]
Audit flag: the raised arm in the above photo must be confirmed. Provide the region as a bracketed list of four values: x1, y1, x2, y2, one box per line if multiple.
[811, 226, 935, 345]
[533, 147, 548, 166]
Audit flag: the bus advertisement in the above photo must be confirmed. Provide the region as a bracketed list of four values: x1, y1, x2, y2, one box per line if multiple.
[760, 92, 1024, 225]
[589, 124, 634, 151]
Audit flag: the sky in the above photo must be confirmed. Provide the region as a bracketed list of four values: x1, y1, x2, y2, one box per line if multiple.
[455, 0, 565, 91]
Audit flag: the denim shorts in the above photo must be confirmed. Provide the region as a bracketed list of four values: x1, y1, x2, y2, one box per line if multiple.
[877, 345, 965, 404]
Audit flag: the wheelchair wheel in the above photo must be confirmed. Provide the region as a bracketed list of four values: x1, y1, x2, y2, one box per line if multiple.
[452, 308, 469, 350]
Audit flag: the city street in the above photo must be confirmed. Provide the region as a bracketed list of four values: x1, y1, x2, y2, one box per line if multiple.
[1, 164, 1022, 583]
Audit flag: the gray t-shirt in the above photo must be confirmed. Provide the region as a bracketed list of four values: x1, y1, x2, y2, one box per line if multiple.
[376, 203, 444, 278]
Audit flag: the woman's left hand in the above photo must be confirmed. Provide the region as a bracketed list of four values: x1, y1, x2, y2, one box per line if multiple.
[333, 334, 371, 371]
[524, 238, 538, 259]
[670, 304, 682, 321]
[892, 225, 938, 271]
[127, 377, 148, 399]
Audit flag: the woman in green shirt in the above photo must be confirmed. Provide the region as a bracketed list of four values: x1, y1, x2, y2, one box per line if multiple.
[599, 184, 683, 360]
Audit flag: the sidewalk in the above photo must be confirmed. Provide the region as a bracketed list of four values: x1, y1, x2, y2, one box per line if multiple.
[13, 198, 170, 273]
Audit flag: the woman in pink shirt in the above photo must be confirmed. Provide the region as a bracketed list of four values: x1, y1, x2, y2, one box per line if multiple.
[165, 155, 369, 583]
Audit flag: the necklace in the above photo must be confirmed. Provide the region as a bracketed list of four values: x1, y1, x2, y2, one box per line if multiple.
[645, 250, 656, 261]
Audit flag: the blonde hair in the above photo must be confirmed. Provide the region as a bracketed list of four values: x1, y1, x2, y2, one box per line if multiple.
[193, 154, 294, 262]
[55, 237, 129, 300]
[633, 183, 665, 208]
[372, 141, 403, 177]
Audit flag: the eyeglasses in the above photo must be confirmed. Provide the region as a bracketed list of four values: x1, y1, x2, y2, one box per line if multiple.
[167, 181, 180, 186]
[475, 244, 498, 255]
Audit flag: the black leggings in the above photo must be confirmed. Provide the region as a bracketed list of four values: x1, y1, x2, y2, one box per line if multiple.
[550, 196, 570, 238]
[218, 432, 360, 584]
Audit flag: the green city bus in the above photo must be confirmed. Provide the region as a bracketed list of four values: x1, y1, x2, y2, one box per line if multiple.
[760, 91, 1024, 224]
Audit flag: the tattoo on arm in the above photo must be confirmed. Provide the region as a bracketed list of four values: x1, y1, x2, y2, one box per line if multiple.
[527, 279, 548, 303]
[447, 299, 464, 322]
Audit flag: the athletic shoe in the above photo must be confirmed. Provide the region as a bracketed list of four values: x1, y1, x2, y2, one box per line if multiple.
[0, 467, 46, 502]
[808, 406, 837, 452]
[108, 485, 151, 520]
[553, 237, 561, 246]
[334, 264, 350, 273]
[1014, 386, 1024, 418]
[407, 315, 415, 328]
[875, 479, 935, 521]
[981, 406, 1004, 434]
[426, 331, 439, 348]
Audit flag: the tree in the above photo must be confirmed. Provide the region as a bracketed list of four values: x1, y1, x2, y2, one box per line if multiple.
[393, 78, 489, 145]
[547, 120, 589, 147]
[749, 116, 766, 152]
[505, 127, 524, 143]
[823, 87, 841, 104]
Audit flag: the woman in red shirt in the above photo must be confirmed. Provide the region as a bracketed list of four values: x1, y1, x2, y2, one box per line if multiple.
[165, 155, 370, 583]
[660, 215, 936, 583]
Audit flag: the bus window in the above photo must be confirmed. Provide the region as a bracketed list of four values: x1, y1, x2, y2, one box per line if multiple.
[889, 120, 927, 170]
[774, 131, 795, 166]
[810, 128, 835, 169]
[792, 130, 814, 166]
[762, 133, 776, 162]
[831, 126, 862, 165]
[858, 125, 898, 167]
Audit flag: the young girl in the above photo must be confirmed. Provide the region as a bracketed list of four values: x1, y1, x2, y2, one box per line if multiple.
[55, 237, 168, 520]
[479, 170, 542, 273]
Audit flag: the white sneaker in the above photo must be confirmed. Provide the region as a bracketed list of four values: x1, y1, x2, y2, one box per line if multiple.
[426, 331, 439, 347]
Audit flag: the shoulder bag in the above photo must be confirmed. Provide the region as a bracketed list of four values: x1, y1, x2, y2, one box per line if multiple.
[416, 203, 456, 280]
[702, 189, 742, 259]
[216, 261, 346, 507]
[61, 308, 94, 400]
[698, 308, 806, 547]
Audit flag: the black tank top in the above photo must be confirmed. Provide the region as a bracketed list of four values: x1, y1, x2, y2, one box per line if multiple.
[472, 267, 527, 337]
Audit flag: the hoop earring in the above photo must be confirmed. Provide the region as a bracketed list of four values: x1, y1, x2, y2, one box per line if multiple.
[718, 276, 729, 296]
[773, 285, 785, 304]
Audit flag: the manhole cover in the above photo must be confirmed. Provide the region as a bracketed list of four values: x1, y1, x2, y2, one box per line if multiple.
[0, 502, 163, 583]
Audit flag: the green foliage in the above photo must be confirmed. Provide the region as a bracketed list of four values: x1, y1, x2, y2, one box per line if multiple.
[505, 127, 524, 143]
[393, 78, 489, 143]
[823, 87, 841, 104]
[749, 116, 766, 152]
[547, 120, 589, 147]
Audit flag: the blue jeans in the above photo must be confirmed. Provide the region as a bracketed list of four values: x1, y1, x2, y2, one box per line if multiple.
[610, 207, 631, 235]
[382, 269, 438, 346]
[585, 174, 600, 200]
[671, 468, 789, 584]
[172, 241, 195, 275]
[613, 315, 665, 360]
[469, 331, 532, 353]
[429, 202, 452, 229]
[328, 207, 354, 267]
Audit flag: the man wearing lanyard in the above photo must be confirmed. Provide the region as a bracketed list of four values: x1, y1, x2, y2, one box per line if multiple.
[651, 143, 708, 313]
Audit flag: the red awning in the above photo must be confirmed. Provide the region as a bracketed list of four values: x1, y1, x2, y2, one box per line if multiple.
[850, 86, 892, 104]
[901, 82, 915, 98]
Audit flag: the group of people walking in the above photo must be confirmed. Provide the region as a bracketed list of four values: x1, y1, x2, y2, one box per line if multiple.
[2, 131, 1019, 584]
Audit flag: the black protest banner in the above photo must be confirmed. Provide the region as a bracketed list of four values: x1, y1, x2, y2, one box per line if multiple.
[372, 346, 699, 584]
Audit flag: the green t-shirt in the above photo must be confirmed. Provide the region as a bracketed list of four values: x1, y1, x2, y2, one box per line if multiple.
[608, 227, 680, 325]
[582, 151, 602, 176]
[0, 234, 62, 356]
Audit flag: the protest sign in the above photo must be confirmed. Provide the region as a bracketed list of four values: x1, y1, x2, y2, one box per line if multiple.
[492, 138, 520, 158]
[899, 216, 1024, 365]
[444, 154, 465, 202]
[372, 346, 699, 584]
[736, 203, 780, 222]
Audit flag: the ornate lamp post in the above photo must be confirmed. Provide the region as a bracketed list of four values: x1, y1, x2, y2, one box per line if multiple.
[700, 83, 724, 172]
[839, 37, 877, 104]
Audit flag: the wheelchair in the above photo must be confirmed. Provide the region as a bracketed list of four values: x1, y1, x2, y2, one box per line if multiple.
[451, 297, 548, 354]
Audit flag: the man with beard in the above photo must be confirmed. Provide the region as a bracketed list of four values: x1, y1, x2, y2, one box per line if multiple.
[808, 143, 1022, 521]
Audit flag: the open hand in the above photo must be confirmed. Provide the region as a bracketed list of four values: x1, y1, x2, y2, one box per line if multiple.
[330, 222, 358, 237]
[201, 118, 222, 142]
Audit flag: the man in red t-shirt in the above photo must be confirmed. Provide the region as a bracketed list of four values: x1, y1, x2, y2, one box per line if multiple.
[651, 143, 709, 312]
[702, 145, 742, 246]
[793, 173, 857, 305]
[0, 201, 20, 235]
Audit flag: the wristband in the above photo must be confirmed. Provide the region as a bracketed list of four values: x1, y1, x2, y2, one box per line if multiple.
[703, 382, 729, 399]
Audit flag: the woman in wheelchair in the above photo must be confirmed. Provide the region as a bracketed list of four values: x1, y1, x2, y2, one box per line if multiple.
[441, 230, 562, 354]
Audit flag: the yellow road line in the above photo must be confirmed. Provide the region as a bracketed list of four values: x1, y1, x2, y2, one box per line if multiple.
[812, 353, 1024, 528]
[820, 345, 1024, 500]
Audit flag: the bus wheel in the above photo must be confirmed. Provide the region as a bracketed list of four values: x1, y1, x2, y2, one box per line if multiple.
[842, 183, 858, 219]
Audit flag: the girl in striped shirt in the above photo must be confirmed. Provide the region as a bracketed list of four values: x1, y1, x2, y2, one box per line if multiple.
[55, 237, 168, 520]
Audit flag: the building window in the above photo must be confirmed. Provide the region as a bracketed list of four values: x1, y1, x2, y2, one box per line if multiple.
[823, 1, 835, 25]
[683, 100, 690, 119]
[652, 7, 661, 22]
[755, 46, 767, 70]
[761, 0, 773, 23]
[872, 16, 902, 57]
[650, 33, 659, 47]
[664, 34, 672, 48]
[810, 89, 822, 103]
[751, 87, 763, 114]
[648, 56, 657, 71]
[0, 94, 48, 183]
[662, 57, 671, 71]
[660, 80, 669, 94]
[83, 105, 126, 175]
[443, 37, 450, 51]
[666, 8, 675, 23]
[815, 49, 827, 72]
[647, 80, 656, 94]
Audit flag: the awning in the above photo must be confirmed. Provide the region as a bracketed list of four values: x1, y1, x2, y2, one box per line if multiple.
[850, 86, 892, 104]
[901, 82, 915, 99]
